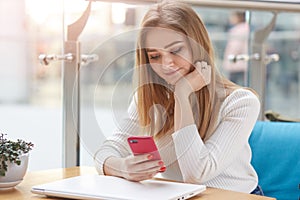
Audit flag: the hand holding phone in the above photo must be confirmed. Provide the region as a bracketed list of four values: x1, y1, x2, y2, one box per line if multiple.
[127, 136, 166, 172]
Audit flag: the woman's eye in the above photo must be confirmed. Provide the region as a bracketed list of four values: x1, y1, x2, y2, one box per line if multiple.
[149, 54, 160, 60]
[171, 47, 182, 55]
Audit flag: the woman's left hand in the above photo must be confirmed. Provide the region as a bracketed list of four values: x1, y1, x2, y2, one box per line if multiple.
[174, 61, 211, 97]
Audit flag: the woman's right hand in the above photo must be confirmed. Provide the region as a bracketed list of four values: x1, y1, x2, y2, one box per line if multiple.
[104, 154, 164, 182]
[174, 61, 211, 98]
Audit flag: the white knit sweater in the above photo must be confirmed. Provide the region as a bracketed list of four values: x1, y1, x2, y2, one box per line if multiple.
[94, 88, 260, 193]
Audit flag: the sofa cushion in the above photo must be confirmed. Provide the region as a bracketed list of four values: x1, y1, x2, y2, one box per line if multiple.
[249, 121, 300, 200]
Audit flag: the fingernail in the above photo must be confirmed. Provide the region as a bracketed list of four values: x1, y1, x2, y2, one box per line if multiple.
[147, 154, 153, 160]
[159, 166, 166, 172]
[158, 161, 164, 166]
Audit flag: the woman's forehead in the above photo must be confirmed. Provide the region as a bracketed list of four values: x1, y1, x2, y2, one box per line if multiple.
[144, 28, 186, 50]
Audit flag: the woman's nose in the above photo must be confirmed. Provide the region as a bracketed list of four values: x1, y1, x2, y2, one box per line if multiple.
[162, 53, 174, 69]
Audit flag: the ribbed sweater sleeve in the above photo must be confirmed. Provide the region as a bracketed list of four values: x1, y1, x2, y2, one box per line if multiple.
[94, 99, 140, 175]
[172, 89, 260, 184]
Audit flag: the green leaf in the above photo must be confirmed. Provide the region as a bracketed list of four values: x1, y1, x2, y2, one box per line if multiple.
[0, 133, 33, 176]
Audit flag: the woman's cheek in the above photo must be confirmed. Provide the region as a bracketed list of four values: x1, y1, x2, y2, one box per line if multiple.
[149, 64, 163, 78]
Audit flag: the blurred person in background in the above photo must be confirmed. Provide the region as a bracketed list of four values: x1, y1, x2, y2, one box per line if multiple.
[223, 11, 249, 86]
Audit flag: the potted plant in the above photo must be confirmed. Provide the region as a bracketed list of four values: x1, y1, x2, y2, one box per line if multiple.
[0, 133, 34, 189]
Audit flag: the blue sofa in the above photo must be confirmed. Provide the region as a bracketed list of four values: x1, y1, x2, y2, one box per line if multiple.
[249, 121, 300, 200]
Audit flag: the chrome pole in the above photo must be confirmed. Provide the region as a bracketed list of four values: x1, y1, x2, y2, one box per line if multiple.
[62, 1, 92, 167]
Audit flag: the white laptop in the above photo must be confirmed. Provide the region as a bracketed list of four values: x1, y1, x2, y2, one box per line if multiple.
[31, 174, 206, 200]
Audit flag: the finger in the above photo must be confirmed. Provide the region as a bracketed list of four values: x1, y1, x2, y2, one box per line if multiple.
[128, 171, 157, 182]
[195, 61, 211, 85]
[201, 61, 211, 85]
[128, 160, 162, 175]
[135, 160, 164, 172]
[194, 61, 206, 73]
[131, 154, 153, 164]
[125, 163, 159, 181]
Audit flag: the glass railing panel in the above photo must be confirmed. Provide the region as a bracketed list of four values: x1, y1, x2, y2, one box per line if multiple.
[250, 11, 300, 118]
[0, 0, 64, 171]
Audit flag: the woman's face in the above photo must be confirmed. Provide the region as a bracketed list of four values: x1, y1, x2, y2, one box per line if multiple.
[145, 28, 193, 85]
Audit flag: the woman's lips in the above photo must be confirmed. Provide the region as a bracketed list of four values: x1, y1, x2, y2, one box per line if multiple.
[164, 68, 180, 75]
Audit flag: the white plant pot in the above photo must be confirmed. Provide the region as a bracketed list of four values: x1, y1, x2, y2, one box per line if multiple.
[0, 154, 29, 190]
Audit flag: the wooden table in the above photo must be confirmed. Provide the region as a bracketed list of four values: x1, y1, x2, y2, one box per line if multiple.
[0, 166, 276, 200]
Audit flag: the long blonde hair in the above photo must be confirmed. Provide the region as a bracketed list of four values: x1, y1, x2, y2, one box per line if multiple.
[135, 1, 240, 140]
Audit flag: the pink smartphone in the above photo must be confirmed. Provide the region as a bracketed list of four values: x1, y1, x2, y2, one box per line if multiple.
[127, 136, 166, 172]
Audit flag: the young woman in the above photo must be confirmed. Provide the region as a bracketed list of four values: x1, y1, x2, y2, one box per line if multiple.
[94, 0, 263, 195]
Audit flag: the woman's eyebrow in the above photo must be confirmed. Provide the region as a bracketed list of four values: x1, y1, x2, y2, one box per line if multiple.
[146, 41, 184, 52]
[146, 48, 157, 52]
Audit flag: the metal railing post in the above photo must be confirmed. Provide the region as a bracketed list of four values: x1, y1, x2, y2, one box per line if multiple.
[62, 1, 92, 167]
